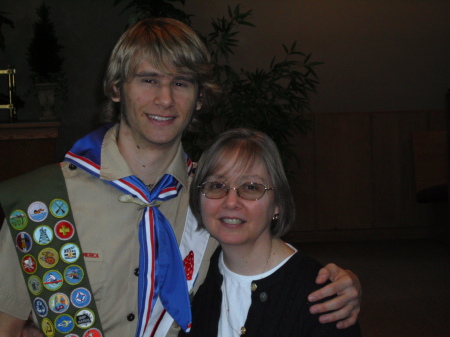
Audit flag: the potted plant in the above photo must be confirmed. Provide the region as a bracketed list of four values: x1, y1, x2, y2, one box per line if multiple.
[27, 2, 66, 120]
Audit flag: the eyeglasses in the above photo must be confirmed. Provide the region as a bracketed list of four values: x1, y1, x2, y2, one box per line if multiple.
[198, 181, 274, 201]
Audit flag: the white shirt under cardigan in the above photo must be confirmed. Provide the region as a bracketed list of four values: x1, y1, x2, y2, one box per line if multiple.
[218, 245, 297, 337]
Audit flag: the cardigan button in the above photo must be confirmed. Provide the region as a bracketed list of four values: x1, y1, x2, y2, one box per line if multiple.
[127, 313, 135, 321]
[134, 268, 139, 276]
[251, 283, 257, 291]
[260, 292, 268, 302]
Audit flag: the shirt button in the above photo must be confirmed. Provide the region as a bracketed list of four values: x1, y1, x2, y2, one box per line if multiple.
[127, 313, 135, 321]
[69, 164, 77, 170]
[251, 283, 257, 291]
[134, 268, 139, 276]
[260, 292, 268, 302]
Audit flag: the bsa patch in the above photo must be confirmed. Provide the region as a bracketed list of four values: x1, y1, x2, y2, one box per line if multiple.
[54, 220, 75, 241]
[16, 232, 32, 253]
[55, 313, 75, 334]
[33, 225, 54, 245]
[43, 270, 64, 291]
[71, 287, 92, 308]
[49, 293, 70, 314]
[75, 308, 95, 329]
[28, 201, 49, 222]
[41, 317, 55, 337]
[9, 210, 28, 230]
[22, 254, 37, 274]
[33, 297, 48, 317]
[28, 275, 43, 295]
[38, 248, 59, 268]
[64, 265, 84, 285]
[83, 328, 103, 337]
[60, 243, 81, 264]
[49, 198, 69, 218]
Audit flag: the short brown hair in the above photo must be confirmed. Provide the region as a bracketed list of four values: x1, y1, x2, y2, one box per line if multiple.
[102, 17, 220, 122]
[190, 128, 295, 238]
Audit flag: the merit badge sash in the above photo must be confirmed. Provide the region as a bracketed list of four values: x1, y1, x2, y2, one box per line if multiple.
[64, 123, 207, 336]
[1, 164, 104, 337]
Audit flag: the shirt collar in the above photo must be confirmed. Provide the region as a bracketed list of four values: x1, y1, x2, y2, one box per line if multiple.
[99, 123, 189, 189]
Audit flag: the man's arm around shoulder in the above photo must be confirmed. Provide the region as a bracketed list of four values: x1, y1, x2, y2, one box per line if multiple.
[0, 312, 26, 337]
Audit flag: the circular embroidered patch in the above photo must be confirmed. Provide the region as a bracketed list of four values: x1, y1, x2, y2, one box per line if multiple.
[33, 225, 54, 245]
[28, 201, 49, 222]
[41, 317, 55, 337]
[49, 293, 70, 314]
[38, 247, 59, 269]
[22, 254, 37, 274]
[49, 199, 69, 218]
[55, 313, 74, 334]
[65, 334, 80, 337]
[54, 220, 75, 241]
[9, 210, 28, 230]
[71, 287, 92, 308]
[60, 242, 81, 264]
[33, 297, 48, 317]
[64, 265, 84, 285]
[16, 232, 32, 253]
[83, 328, 103, 337]
[43, 270, 64, 291]
[75, 309, 95, 329]
[28, 275, 43, 295]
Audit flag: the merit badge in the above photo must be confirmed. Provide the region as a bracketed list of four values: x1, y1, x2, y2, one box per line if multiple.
[28, 275, 43, 295]
[60, 243, 81, 264]
[22, 254, 37, 274]
[33, 297, 48, 317]
[75, 309, 95, 329]
[28, 201, 48, 222]
[50, 199, 69, 218]
[49, 293, 70, 314]
[38, 248, 59, 268]
[43, 270, 64, 291]
[41, 317, 55, 337]
[64, 265, 84, 285]
[9, 210, 28, 230]
[55, 314, 75, 334]
[83, 328, 103, 337]
[16, 232, 32, 253]
[65, 335, 80, 337]
[54, 220, 75, 241]
[33, 225, 54, 245]
[71, 287, 92, 308]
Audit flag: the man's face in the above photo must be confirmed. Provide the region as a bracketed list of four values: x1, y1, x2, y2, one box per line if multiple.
[113, 59, 202, 149]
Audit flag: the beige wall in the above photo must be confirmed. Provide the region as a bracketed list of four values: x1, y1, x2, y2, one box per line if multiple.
[185, 0, 450, 113]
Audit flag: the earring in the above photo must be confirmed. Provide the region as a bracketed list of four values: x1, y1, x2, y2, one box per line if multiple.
[272, 214, 279, 221]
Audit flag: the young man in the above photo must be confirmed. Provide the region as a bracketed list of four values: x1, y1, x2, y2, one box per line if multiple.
[0, 18, 360, 337]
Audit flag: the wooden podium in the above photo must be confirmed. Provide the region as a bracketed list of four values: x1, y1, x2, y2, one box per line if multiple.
[0, 121, 61, 182]
[0, 121, 61, 225]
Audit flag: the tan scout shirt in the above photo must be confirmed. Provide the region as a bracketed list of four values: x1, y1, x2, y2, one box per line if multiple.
[0, 124, 218, 337]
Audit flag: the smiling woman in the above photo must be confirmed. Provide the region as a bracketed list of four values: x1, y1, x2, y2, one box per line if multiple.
[183, 128, 362, 337]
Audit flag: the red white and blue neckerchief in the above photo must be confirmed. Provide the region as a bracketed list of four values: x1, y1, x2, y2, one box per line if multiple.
[64, 123, 193, 335]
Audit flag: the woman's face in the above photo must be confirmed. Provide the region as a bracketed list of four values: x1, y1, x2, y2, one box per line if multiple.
[200, 153, 279, 249]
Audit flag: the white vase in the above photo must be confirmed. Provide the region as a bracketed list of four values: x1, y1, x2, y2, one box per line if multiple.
[36, 82, 58, 120]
